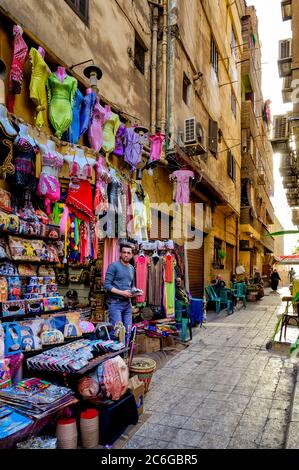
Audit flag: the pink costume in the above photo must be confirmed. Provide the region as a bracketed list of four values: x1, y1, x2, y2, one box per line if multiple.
[88, 99, 111, 152]
[169, 170, 194, 204]
[8, 25, 28, 113]
[102, 239, 119, 281]
[94, 156, 111, 215]
[134, 254, 149, 304]
[37, 141, 64, 214]
[149, 132, 166, 161]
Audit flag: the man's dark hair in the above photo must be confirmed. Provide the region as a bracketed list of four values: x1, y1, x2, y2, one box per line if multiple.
[120, 243, 133, 252]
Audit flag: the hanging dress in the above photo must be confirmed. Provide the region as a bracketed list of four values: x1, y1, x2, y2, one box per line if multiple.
[29, 48, 50, 129]
[163, 255, 176, 318]
[80, 90, 96, 137]
[149, 132, 166, 161]
[148, 257, 164, 307]
[134, 254, 149, 305]
[113, 123, 127, 157]
[88, 100, 111, 152]
[124, 127, 147, 171]
[46, 72, 77, 139]
[65, 88, 84, 144]
[13, 125, 39, 191]
[102, 110, 120, 161]
[8, 26, 28, 113]
[169, 170, 194, 204]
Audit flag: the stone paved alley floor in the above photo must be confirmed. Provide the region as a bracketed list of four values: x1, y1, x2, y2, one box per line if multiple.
[124, 288, 297, 449]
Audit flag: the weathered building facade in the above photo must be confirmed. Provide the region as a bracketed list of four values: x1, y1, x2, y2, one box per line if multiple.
[239, 4, 275, 276]
[0, 0, 276, 297]
[275, 0, 299, 225]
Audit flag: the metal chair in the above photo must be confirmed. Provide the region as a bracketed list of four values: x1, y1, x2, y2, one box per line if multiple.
[219, 287, 234, 315]
[205, 285, 221, 315]
[175, 300, 192, 342]
[234, 282, 247, 308]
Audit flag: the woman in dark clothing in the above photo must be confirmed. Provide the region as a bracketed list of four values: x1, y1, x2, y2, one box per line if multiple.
[270, 269, 281, 291]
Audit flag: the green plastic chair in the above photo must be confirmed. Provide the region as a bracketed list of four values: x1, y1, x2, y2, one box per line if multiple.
[219, 287, 234, 314]
[175, 300, 192, 342]
[234, 282, 247, 308]
[205, 285, 221, 315]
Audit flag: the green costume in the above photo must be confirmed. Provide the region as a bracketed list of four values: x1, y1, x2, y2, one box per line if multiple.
[46, 72, 77, 139]
[29, 48, 50, 129]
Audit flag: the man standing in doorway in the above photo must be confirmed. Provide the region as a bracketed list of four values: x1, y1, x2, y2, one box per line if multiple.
[103, 244, 135, 345]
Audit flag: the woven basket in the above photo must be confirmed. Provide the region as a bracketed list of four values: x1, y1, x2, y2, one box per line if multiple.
[129, 357, 156, 393]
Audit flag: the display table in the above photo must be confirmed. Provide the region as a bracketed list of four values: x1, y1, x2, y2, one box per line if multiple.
[0, 398, 78, 450]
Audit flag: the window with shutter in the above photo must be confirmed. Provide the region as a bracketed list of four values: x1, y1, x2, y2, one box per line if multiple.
[208, 119, 218, 156]
[231, 90, 237, 118]
[227, 150, 236, 182]
[210, 36, 219, 76]
[279, 39, 292, 59]
[65, 0, 88, 23]
[273, 116, 287, 139]
[134, 34, 147, 75]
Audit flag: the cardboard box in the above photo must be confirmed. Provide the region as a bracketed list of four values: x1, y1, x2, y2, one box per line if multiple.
[128, 375, 145, 416]
[135, 334, 146, 354]
[161, 335, 175, 348]
[144, 336, 160, 353]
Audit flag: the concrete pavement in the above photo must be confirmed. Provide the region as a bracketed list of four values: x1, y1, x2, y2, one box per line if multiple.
[124, 288, 298, 449]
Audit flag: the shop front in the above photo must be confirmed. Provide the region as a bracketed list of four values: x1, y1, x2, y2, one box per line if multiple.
[0, 14, 191, 449]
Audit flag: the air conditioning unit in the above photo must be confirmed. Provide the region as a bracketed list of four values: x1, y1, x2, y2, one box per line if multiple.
[183, 117, 206, 155]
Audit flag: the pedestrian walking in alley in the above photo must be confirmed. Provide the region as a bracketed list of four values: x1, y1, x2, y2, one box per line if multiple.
[270, 269, 281, 292]
[288, 267, 296, 284]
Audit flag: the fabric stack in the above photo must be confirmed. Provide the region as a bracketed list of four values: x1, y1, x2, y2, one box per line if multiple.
[0, 378, 75, 418]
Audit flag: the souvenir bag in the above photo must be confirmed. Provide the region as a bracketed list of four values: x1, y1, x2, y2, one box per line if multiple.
[0, 211, 8, 231]
[35, 209, 49, 224]
[43, 296, 64, 312]
[0, 188, 12, 213]
[0, 277, 8, 302]
[37, 265, 56, 277]
[40, 329, 64, 346]
[20, 323, 42, 351]
[0, 358, 11, 389]
[64, 312, 82, 338]
[17, 264, 37, 277]
[43, 277, 56, 285]
[45, 244, 59, 263]
[41, 224, 60, 240]
[8, 236, 42, 261]
[0, 238, 9, 259]
[0, 262, 18, 276]
[7, 276, 22, 300]
[25, 299, 44, 315]
[1, 300, 26, 318]
[19, 218, 41, 237]
[5, 215, 19, 234]
[48, 314, 67, 334]
[3, 322, 22, 355]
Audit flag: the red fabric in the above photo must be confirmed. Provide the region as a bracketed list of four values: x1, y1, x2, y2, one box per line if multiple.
[165, 254, 174, 283]
[134, 255, 149, 303]
[80, 409, 98, 420]
[66, 179, 94, 222]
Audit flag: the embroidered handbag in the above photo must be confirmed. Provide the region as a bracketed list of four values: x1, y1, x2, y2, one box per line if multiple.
[3, 322, 22, 355]
[0, 188, 12, 213]
[1, 300, 26, 317]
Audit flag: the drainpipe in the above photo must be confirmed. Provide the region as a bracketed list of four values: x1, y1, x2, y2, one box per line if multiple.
[160, 0, 168, 135]
[166, 0, 177, 155]
[150, 6, 159, 134]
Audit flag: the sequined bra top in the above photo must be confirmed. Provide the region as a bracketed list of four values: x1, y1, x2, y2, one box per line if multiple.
[14, 135, 39, 154]
[42, 151, 64, 169]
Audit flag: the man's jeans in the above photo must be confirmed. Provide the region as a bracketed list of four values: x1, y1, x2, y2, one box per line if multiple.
[107, 298, 132, 345]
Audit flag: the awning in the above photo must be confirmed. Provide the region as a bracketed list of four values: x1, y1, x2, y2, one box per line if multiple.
[275, 255, 299, 265]
[265, 230, 299, 237]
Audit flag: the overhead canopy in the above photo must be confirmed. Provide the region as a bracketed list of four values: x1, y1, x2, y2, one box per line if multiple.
[265, 230, 299, 237]
[275, 255, 299, 265]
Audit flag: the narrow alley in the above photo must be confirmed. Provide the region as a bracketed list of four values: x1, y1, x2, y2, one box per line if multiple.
[124, 289, 296, 449]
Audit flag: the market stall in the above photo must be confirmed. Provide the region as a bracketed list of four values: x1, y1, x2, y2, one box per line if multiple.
[0, 20, 191, 449]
